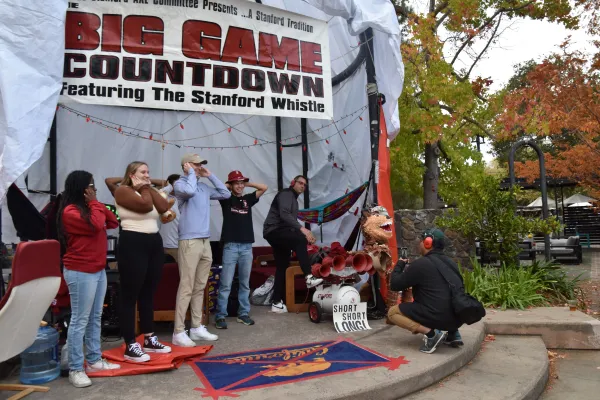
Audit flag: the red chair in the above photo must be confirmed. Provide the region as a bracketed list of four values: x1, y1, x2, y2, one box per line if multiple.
[0, 240, 61, 398]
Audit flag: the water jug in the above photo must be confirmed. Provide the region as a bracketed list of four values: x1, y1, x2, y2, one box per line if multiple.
[19, 324, 60, 384]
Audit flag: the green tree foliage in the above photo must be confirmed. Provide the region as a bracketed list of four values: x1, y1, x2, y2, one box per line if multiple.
[436, 174, 560, 265]
[391, 0, 579, 209]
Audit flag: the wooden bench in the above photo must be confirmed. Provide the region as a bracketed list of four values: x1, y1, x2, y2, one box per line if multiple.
[254, 254, 300, 269]
[135, 285, 210, 334]
[476, 241, 536, 265]
[285, 265, 309, 313]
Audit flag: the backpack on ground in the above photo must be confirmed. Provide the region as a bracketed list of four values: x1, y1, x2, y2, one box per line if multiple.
[250, 275, 274, 306]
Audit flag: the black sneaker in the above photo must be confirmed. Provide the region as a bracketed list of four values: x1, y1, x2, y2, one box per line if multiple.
[143, 335, 172, 353]
[419, 330, 447, 354]
[215, 318, 228, 329]
[443, 330, 464, 347]
[124, 342, 150, 362]
[237, 315, 255, 326]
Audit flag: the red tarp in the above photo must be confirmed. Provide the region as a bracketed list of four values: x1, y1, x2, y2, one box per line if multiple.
[377, 106, 398, 300]
[87, 336, 212, 378]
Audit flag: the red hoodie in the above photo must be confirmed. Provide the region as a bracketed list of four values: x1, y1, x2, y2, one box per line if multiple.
[62, 200, 119, 273]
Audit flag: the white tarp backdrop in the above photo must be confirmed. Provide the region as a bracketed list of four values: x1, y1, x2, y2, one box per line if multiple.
[61, 0, 333, 119]
[304, 0, 404, 138]
[0, 0, 68, 203]
[1, 0, 404, 247]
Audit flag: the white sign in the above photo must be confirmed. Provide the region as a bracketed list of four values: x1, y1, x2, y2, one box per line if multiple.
[60, 0, 332, 120]
[333, 303, 371, 333]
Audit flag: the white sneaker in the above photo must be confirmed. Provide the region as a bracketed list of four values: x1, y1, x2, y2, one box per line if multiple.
[69, 370, 92, 388]
[86, 358, 121, 372]
[306, 274, 323, 288]
[190, 325, 219, 341]
[271, 301, 288, 314]
[172, 331, 196, 347]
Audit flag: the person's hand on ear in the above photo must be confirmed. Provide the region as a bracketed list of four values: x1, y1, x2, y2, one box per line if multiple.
[199, 166, 211, 177]
[183, 163, 193, 174]
[131, 176, 149, 191]
[84, 187, 97, 203]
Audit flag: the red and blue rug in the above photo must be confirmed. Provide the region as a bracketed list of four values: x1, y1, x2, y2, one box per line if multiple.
[190, 338, 409, 399]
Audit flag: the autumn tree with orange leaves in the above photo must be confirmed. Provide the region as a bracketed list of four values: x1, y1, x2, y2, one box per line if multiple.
[495, 11, 600, 198]
[391, 0, 578, 209]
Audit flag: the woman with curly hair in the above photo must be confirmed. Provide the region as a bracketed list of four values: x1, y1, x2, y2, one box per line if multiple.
[57, 170, 121, 388]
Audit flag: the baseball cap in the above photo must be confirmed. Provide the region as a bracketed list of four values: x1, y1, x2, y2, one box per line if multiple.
[226, 170, 249, 184]
[422, 228, 446, 249]
[181, 153, 207, 165]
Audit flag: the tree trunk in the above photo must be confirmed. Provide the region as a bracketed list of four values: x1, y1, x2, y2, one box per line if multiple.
[423, 142, 440, 209]
[422, 0, 439, 210]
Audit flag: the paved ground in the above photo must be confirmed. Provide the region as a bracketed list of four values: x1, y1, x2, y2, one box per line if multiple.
[0, 307, 484, 400]
[482, 307, 600, 349]
[404, 335, 549, 400]
[540, 350, 600, 399]
[537, 249, 600, 399]
[574, 249, 600, 319]
[2, 251, 599, 399]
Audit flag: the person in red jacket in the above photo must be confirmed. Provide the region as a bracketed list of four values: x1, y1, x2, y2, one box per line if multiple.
[57, 171, 121, 388]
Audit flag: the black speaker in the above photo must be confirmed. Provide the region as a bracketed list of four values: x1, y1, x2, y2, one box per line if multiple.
[102, 271, 121, 337]
[227, 275, 240, 316]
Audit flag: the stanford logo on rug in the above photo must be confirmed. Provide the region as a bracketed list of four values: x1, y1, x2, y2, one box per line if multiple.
[190, 339, 409, 399]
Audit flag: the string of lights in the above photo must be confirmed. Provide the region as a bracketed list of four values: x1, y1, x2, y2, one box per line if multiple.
[57, 104, 368, 151]
[58, 103, 367, 144]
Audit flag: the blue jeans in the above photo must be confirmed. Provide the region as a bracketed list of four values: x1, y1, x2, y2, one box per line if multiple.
[216, 242, 253, 319]
[64, 268, 107, 371]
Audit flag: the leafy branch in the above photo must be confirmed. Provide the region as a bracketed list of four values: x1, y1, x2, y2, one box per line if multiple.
[449, 1, 535, 66]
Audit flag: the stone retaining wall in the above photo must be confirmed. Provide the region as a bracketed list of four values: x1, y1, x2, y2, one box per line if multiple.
[394, 209, 473, 268]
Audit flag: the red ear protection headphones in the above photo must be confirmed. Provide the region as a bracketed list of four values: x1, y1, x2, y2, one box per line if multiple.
[422, 232, 434, 249]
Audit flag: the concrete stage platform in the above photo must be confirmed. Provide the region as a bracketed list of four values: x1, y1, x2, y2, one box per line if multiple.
[0, 306, 485, 400]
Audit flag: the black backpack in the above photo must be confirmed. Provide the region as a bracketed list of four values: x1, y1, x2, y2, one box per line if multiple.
[429, 254, 486, 325]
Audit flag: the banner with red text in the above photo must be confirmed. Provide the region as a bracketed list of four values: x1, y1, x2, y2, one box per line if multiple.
[60, 0, 332, 119]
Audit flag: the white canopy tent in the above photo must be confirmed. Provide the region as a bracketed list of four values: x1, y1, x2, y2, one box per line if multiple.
[0, 0, 404, 247]
[568, 202, 592, 208]
[526, 197, 556, 209]
[564, 193, 596, 205]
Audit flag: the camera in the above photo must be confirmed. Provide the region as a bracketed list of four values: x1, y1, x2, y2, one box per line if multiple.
[400, 247, 408, 259]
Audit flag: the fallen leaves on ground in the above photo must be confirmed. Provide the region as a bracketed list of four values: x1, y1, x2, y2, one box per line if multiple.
[545, 350, 567, 392]
[484, 334, 496, 342]
[578, 280, 600, 320]
[548, 351, 566, 361]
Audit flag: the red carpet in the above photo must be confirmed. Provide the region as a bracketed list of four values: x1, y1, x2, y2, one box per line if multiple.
[87, 336, 212, 377]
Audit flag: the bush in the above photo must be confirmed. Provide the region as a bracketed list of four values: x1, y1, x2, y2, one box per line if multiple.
[529, 260, 582, 303]
[461, 259, 582, 309]
[462, 260, 547, 310]
[436, 174, 560, 265]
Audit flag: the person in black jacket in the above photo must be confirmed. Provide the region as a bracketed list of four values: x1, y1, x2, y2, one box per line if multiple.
[263, 175, 323, 313]
[388, 229, 464, 354]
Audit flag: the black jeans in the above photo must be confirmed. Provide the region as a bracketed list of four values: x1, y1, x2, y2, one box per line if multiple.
[265, 227, 311, 304]
[117, 231, 163, 344]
